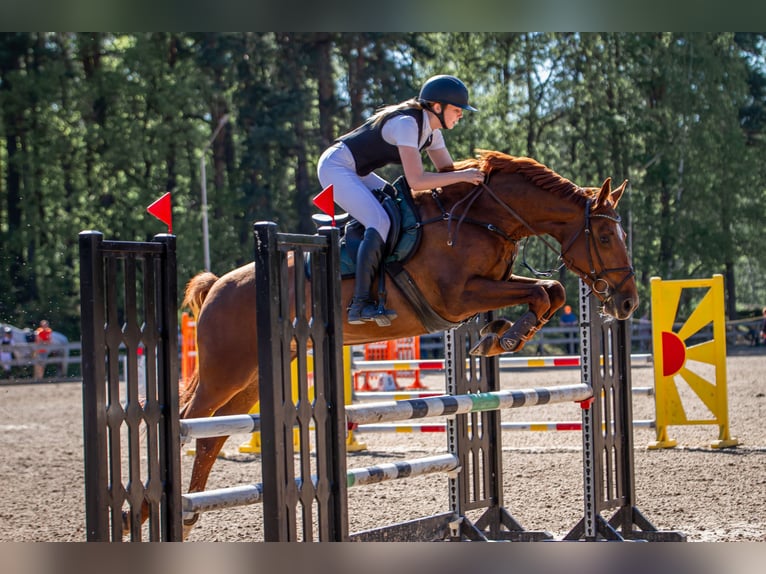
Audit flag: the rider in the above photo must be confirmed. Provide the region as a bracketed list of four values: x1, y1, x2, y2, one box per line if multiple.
[317, 74, 484, 325]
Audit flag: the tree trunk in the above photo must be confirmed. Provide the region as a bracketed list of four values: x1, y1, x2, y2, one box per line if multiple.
[725, 261, 737, 320]
[0, 35, 30, 309]
[315, 33, 335, 147]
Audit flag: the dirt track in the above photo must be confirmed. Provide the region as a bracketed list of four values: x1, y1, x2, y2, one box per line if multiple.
[0, 351, 764, 542]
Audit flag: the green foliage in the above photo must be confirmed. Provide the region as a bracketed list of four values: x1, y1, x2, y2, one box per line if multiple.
[1, 32, 765, 338]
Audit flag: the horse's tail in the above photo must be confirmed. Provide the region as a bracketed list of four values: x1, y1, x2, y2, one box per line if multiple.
[179, 370, 198, 418]
[179, 271, 219, 413]
[182, 271, 218, 320]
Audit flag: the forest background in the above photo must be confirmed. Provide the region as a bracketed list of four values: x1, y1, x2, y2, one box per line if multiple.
[1, 32, 765, 339]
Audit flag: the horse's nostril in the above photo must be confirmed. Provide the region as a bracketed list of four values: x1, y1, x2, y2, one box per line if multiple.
[622, 298, 635, 314]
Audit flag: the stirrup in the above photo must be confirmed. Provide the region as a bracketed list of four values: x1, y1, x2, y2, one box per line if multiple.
[349, 299, 397, 327]
[347, 298, 373, 325]
[368, 302, 397, 327]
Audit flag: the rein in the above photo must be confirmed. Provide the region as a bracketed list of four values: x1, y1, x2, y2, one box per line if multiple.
[420, 188, 513, 244]
[472, 182, 564, 266]
[520, 238, 564, 278]
[436, 181, 634, 305]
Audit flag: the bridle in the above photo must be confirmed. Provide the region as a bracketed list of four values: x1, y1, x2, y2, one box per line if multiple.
[443, 181, 635, 305]
[557, 197, 635, 303]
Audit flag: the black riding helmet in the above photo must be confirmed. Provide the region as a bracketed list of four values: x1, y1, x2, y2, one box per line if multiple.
[418, 74, 477, 128]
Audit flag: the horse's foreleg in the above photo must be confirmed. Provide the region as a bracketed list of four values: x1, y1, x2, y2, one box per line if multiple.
[494, 279, 565, 354]
[466, 277, 565, 356]
[509, 276, 566, 320]
[479, 318, 513, 337]
[470, 311, 539, 356]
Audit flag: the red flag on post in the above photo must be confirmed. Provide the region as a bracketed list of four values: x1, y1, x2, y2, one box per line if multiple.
[147, 192, 173, 234]
[312, 184, 336, 226]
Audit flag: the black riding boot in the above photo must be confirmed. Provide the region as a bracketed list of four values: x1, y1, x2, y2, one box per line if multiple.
[347, 228, 397, 326]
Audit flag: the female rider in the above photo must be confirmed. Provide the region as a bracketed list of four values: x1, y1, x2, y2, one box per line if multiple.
[317, 74, 484, 325]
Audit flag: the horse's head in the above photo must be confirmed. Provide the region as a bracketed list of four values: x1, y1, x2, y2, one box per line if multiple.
[447, 151, 639, 321]
[560, 178, 638, 320]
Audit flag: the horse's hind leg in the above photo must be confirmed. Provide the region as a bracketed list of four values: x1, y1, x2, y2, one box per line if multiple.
[182, 435, 230, 535]
[119, 376, 259, 539]
[182, 377, 260, 537]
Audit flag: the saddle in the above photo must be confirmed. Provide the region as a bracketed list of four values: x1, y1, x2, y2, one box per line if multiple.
[311, 176, 422, 277]
[311, 177, 464, 334]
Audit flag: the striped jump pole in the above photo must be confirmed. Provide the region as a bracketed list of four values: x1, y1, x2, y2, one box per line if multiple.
[344, 383, 593, 426]
[352, 391, 444, 401]
[179, 414, 261, 444]
[183, 454, 459, 517]
[499, 353, 653, 369]
[179, 394, 654, 444]
[354, 419, 656, 433]
[352, 353, 653, 372]
[352, 386, 653, 402]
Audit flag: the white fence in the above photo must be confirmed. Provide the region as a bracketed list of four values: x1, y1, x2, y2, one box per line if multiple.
[1, 316, 761, 384]
[1, 342, 80, 383]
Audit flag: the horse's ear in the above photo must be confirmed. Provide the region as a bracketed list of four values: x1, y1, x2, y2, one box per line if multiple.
[610, 179, 628, 207]
[596, 178, 612, 209]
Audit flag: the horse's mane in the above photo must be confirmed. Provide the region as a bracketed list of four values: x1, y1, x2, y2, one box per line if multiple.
[453, 149, 589, 202]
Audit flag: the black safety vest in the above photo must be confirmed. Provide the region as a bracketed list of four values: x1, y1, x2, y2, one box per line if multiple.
[337, 108, 433, 176]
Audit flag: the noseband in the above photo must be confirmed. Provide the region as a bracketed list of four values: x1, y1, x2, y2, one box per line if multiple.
[446, 183, 634, 305]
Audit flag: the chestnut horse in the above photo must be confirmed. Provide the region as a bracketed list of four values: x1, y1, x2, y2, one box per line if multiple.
[173, 150, 638, 535]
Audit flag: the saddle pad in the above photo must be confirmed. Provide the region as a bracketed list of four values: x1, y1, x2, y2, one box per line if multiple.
[340, 176, 421, 277]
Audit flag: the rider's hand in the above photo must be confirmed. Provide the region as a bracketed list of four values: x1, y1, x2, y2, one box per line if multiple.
[461, 168, 484, 185]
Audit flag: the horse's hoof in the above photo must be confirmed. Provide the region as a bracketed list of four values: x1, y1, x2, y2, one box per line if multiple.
[479, 318, 512, 337]
[183, 513, 200, 540]
[470, 333, 500, 356]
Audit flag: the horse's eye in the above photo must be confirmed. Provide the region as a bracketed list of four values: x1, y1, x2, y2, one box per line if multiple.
[599, 235, 610, 245]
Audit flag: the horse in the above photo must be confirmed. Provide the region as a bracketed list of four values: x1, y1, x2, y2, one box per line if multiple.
[157, 149, 638, 536]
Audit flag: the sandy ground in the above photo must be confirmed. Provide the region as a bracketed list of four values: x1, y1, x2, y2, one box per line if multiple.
[0, 351, 764, 543]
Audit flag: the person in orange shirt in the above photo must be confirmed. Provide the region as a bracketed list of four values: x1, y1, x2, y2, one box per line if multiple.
[559, 305, 579, 355]
[34, 319, 52, 379]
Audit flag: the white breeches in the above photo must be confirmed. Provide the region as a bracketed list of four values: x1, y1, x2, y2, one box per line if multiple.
[316, 142, 391, 240]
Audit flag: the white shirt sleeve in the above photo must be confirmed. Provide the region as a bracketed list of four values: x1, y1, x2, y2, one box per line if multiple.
[428, 128, 446, 151]
[381, 115, 419, 148]
[381, 112, 447, 151]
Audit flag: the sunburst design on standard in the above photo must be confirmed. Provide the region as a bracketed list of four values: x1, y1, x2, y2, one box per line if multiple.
[649, 275, 738, 449]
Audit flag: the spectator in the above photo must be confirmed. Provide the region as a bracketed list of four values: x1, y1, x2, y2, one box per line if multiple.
[760, 307, 766, 345]
[560, 305, 578, 355]
[1, 327, 12, 373]
[637, 312, 652, 352]
[34, 319, 53, 379]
